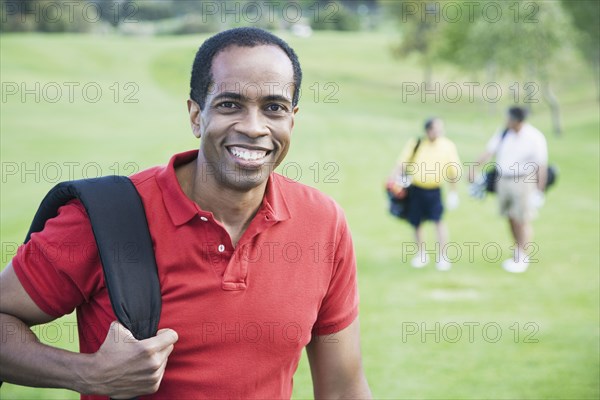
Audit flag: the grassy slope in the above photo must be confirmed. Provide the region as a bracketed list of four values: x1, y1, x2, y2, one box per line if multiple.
[0, 32, 598, 399]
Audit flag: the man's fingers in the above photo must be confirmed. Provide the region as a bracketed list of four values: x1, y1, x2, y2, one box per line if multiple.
[106, 322, 177, 358]
[154, 352, 170, 377]
[108, 321, 137, 342]
[143, 328, 179, 351]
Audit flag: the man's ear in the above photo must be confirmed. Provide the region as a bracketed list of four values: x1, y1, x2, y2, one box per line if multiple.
[187, 99, 202, 138]
[291, 106, 299, 130]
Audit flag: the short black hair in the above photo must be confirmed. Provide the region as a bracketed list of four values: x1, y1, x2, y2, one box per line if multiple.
[508, 106, 527, 122]
[190, 27, 302, 109]
[424, 117, 440, 131]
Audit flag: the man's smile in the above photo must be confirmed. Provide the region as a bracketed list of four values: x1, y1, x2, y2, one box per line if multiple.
[226, 145, 273, 167]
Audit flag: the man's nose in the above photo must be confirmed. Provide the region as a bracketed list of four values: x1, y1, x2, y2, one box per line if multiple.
[235, 108, 270, 138]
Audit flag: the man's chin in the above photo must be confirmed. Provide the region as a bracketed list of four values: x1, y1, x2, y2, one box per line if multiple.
[218, 168, 271, 192]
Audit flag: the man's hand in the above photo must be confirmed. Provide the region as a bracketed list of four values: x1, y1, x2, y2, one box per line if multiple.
[530, 190, 545, 209]
[0, 263, 176, 394]
[84, 321, 178, 398]
[446, 190, 459, 210]
[469, 151, 494, 183]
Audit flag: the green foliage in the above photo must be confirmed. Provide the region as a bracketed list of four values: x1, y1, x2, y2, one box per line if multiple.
[560, 0, 600, 58]
[386, 0, 444, 62]
[0, 0, 91, 33]
[560, 0, 600, 89]
[434, 0, 572, 77]
[133, 0, 176, 21]
[311, 1, 361, 31]
[386, 1, 576, 133]
[386, 1, 578, 81]
[168, 15, 221, 35]
[0, 0, 366, 34]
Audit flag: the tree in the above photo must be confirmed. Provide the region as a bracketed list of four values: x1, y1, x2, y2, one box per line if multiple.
[433, 0, 571, 135]
[384, 0, 448, 89]
[560, 0, 600, 101]
[0, 0, 90, 32]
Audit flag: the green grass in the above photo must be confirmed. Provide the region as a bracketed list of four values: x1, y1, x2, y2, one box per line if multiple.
[1, 31, 599, 399]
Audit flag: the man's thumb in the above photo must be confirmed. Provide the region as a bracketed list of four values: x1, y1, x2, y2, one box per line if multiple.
[155, 328, 179, 345]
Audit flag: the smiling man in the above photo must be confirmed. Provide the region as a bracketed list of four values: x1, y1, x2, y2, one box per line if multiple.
[0, 28, 371, 398]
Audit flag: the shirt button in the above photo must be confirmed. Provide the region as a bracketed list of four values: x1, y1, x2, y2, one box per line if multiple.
[218, 244, 225, 252]
[200, 216, 208, 222]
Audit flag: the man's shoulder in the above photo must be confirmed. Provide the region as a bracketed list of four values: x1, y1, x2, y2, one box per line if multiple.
[523, 123, 545, 139]
[129, 164, 164, 188]
[438, 136, 457, 148]
[272, 173, 345, 219]
[406, 137, 420, 146]
[35, 164, 167, 235]
[46, 165, 165, 224]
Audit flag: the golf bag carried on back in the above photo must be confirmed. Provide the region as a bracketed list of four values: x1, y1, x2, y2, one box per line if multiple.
[1, 176, 161, 400]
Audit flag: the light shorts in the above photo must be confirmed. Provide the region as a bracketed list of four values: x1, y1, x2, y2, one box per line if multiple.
[496, 175, 537, 223]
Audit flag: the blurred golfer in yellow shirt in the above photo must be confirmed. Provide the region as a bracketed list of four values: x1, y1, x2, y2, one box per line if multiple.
[397, 118, 461, 270]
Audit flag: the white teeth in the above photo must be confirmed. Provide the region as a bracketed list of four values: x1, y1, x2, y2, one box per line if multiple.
[229, 146, 267, 161]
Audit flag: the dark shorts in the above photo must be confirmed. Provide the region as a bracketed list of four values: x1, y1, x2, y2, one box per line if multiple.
[407, 185, 444, 227]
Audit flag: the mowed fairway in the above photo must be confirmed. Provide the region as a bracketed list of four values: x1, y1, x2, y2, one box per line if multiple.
[0, 32, 598, 399]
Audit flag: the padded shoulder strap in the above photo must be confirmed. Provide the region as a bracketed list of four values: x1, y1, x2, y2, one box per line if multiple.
[409, 138, 422, 163]
[25, 176, 161, 341]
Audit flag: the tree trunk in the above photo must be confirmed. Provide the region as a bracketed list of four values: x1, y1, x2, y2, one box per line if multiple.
[424, 61, 432, 91]
[524, 63, 537, 115]
[486, 62, 497, 115]
[593, 57, 600, 103]
[541, 81, 562, 136]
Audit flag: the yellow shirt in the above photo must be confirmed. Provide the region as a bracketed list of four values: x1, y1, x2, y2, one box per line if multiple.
[397, 136, 461, 189]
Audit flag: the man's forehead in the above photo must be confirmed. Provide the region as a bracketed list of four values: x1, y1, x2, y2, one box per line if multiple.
[209, 45, 294, 101]
[212, 45, 293, 81]
[429, 119, 443, 128]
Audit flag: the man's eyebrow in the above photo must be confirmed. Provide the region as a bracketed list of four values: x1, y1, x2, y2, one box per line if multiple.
[211, 92, 292, 104]
[212, 92, 244, 102]
[263, 94, 292, 104]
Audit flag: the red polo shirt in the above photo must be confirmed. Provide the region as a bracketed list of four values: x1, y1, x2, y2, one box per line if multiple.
[13, 150, 359, 399]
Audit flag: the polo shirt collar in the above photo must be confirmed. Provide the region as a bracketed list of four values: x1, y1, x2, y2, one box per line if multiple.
[261, 172, 292, 222]
[156, 150, 291, 227]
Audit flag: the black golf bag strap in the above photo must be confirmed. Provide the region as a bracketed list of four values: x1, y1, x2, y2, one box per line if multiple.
[497, 128, 510, 151]
[24, 176, 161, 341]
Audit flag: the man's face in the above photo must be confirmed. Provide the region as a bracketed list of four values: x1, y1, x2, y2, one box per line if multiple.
[188, 45, 298, 191]
[426, 119, 444, 140]
[507, 116, 519, 131]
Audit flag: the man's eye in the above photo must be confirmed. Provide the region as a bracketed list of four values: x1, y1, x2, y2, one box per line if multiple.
[266, 104, 286, 112]
[218, 102, 238, 109]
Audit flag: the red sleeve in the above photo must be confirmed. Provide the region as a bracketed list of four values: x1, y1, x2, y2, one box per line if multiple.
[312, 218, 359, 336]
[12, 200, 103, 318]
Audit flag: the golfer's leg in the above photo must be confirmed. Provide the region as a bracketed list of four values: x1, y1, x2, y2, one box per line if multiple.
[512, 179, 534, 260]
[435, 221, 448, 263]
[414, 225, 424, 255]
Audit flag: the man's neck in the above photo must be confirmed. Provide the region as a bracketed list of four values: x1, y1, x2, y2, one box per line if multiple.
[176, 157, 268, 246]
[514, 122, 524, 133]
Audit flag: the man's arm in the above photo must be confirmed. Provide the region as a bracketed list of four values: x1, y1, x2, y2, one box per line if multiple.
[468, 151, 494, 182]
[0, 261, 178, 397]
[306, 318, 371, 399]
[446, 142, 460, 205]
[535, 135, 548, 192]
[394, 139, 417, 177]
[536, 164, 548, 192]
